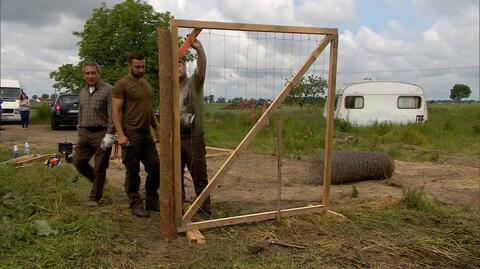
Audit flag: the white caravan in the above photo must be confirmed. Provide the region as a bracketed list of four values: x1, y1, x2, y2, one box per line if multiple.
[324, 80, 428, 126]
[0, 79, 23, 122]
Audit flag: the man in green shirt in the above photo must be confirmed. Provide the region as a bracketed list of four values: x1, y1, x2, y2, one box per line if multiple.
[112, 51, 160, 218]
[179, 38, 211, 218]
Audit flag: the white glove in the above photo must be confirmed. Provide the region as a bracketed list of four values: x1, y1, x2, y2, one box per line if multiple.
[100, 134, 116, 150]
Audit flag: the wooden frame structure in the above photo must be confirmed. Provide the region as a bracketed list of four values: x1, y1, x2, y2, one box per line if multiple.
[158, 19, 338, 239]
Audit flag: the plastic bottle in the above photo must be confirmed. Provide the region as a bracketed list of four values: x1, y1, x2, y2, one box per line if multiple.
[13, 144, 18, 158]
[24, 142, 30, 155]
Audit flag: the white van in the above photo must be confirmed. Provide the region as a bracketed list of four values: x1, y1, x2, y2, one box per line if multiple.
[0, 79, 23, 122]
[324, 79, 428, 126]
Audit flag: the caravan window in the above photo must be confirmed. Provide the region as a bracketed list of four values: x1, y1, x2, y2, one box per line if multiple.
[398, 96, 422, 109]
[344, 96, 364, 109]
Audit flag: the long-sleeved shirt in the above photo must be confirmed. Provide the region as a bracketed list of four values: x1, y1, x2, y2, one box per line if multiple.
[78, 79, 114, 134]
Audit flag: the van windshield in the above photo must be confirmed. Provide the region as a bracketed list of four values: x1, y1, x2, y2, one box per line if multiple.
[0, 87, 21, 100]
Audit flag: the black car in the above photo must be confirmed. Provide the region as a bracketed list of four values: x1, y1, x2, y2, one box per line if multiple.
[51, 94, 79, 130]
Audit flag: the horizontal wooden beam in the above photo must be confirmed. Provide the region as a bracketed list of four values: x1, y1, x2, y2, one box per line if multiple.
[171, 19, 337, 35]
[178, 205, 326, 232]
[206, 146, 233, 152]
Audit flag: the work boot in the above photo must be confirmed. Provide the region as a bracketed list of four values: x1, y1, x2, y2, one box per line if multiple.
[129, 193, 150, 218]
[132, 206, 150, 218]
[145, 191, 160, 212]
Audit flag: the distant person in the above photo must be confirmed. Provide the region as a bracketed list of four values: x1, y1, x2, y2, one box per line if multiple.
[112, 51, 160, 218]
[19, 92, 30, 129]
[0, 96, 3, 130]
[179, 38, 211, 218]
[73, 62, 114, 206]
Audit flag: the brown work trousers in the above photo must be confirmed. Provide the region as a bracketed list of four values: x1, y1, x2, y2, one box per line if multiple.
[181, 133, 211, 214]
[73, 127, 111, 201]
[122, 129, 160, 206]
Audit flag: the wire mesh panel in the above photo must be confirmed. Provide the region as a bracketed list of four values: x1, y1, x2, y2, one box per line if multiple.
[165, 20, 338, 232]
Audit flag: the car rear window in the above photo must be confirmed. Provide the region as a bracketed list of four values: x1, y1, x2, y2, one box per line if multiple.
[58, 95, 79, 104]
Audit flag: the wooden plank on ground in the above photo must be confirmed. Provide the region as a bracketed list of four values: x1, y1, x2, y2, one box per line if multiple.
[206, 146, 233, 152]
[6, 154, 51, 166]
[193, 230, 206, 244]
[178, 205, 326, 232]
[206, 152, 231, 158]
[185, 230, 198, 243]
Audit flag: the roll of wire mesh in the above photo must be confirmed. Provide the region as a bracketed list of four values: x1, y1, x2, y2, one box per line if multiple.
[310, 151, 395, 184]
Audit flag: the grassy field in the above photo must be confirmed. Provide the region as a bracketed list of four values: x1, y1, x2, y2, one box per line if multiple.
[1, 102, 479, 268]
[204, 103, 480, 161]
[1, 149, 478, 268]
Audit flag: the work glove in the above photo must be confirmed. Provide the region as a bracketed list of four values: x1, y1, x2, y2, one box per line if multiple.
[100, 134, 116, 150]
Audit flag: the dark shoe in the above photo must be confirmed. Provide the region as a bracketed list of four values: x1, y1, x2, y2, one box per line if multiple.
[132, 206, 150, 218]
[129, 193, 150, 218]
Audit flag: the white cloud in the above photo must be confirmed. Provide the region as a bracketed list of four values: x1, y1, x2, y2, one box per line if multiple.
[295, 0, 358, 26]
[412, 0, 478, 17]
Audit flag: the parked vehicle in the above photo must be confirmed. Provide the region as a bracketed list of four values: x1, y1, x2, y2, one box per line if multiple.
[51, 93, 79, 130]
[324, 79, 428, 126]
[0, 79, 23, 122]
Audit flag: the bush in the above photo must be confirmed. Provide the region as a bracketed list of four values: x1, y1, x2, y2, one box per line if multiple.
[30, 105, 51, 124]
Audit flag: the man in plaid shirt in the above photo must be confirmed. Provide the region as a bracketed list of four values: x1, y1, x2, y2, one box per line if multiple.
[73, 62, 113, 206]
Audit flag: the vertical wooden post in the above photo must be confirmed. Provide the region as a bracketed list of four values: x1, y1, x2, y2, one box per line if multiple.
[322, 35, 338, 206]
[276, 121, 283, 219]
[169, 23, 183, 226]
[158, 28, 176, 239]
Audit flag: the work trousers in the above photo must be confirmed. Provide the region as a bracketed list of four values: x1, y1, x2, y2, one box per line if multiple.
[73, 128, 111, 200]
[122, 129, 160, 206]
[181, 133, 211, 213]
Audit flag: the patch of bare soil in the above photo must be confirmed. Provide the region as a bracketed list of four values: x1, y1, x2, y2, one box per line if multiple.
[3, 124, 477, 211]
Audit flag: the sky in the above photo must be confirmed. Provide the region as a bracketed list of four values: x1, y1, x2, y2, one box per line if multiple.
[0, 0, 479, 100]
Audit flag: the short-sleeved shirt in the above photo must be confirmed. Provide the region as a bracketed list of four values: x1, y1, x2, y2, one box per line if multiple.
[78, 79, 113, 133]
[180, 72, 205, 135]
[112, 75, 154, 132]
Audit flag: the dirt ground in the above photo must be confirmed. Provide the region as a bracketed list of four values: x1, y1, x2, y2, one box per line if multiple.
[1, 123, 478, 212]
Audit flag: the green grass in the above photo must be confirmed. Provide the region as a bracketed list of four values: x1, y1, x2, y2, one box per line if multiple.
[29, 103, 52, 124]
[159, 188, 479, 268]
[204, 103, 480, 161]
[1, 150, 479, 268]
[0, 149, 144, 268]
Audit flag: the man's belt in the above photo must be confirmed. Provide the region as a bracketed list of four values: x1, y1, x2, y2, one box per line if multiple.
[83, 126, 107, 132]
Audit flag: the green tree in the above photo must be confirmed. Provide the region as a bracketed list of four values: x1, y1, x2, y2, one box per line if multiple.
[50, 0, 173, 106]
[49, 64, 83, 92]
[41, 94, 49, 98]
[287, 74, 327, 107]
[449, 84, 471, 102]
[31, 95, 38, 100]
[208, 94, 215, 104]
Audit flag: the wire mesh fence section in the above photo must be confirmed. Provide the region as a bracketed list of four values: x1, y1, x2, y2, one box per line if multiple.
[178, 28, 329, 103]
